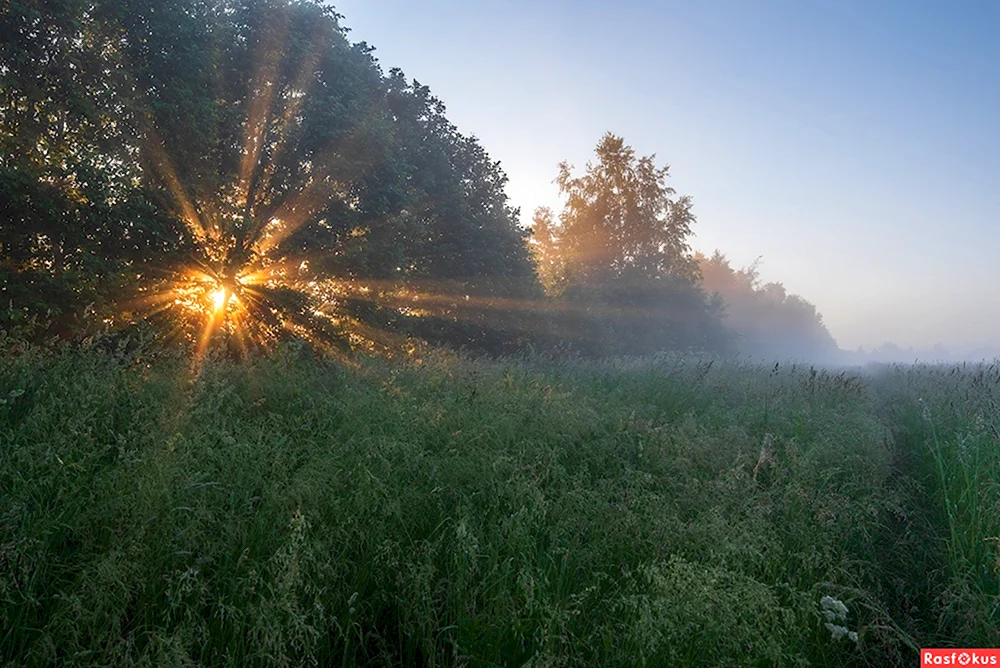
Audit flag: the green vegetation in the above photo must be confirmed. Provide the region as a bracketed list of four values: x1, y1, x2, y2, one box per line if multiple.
[3, 1, 997, 664]
[3, 340, 998, 665]
[1, 0, 837, 360]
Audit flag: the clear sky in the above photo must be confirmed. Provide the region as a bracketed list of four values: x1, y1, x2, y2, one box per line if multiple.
[331, 0, 999, 353]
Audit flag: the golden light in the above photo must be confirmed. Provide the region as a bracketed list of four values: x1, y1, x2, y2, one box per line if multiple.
[123, 8, 449, 364]
[211, 287, 229, 311]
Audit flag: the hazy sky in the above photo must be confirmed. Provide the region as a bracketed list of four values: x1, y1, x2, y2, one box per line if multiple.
[331, 0, 999, 352]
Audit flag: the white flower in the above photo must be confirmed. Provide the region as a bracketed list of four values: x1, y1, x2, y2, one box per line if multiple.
[820, 596, 858, 643]
[825, 623, 850, 641]
[820, 595, 849, 622]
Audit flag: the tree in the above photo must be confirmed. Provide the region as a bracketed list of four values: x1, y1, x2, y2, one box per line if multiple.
[536, 133, 728, 355]
[696, 251, 839, 360]
[554, 133, 698, 286]
[529, 206, 564, 295]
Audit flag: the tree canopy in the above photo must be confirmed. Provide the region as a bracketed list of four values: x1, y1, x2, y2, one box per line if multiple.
[529, 133, 729, 356]
[697, 251, 838, 361]
[1, 0, 539, 355]
[553, 133, 699, 286]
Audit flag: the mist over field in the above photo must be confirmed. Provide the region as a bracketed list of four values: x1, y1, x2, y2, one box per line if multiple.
[1, 0, 998, 665]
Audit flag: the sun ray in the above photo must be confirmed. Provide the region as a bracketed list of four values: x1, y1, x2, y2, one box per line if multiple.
[251, 169, 345, 255]
[118, 5, 473, 362]
[236, 9, 289, 218]
[242, 22, 330, 245]
[140, 127, 211, 242]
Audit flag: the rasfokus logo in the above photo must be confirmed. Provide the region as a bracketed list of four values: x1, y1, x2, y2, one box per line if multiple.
[922, 649, 1000, 666]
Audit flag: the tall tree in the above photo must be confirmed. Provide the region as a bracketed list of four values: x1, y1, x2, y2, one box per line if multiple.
[554, 133, 698, 285]
[529, 206, 564, 295]
[537, 133, 728, 355]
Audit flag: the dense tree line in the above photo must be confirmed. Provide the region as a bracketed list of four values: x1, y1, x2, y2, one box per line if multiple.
[696, 251, 839, 361]
[1, 0, 836, 359]
[1, 0, 538, 353]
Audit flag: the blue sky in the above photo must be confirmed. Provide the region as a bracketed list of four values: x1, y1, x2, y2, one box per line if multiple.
[331, 0, 1000, 352]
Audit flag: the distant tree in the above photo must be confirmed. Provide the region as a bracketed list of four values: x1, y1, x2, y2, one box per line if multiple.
[696, 250, 838, 360]
[554, 133, 699, 285]
[537, 133, 729, 355]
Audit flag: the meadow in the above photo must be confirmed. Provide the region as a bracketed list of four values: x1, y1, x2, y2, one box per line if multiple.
[2, 337, 999, 666]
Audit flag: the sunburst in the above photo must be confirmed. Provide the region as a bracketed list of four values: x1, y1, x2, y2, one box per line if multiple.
[119, 4, 540, 365]
[121, 10, 368, 363]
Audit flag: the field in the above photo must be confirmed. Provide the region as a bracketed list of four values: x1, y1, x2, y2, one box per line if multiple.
[2, 339, 999, 666]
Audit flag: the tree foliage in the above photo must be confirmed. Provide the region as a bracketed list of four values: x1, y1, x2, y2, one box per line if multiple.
[0, 0, 540, 354]
[554, 133, 699, 285]
[532, 133, 729, 355]
[697, 251, 838, 360]
[529, 206, 563, 296]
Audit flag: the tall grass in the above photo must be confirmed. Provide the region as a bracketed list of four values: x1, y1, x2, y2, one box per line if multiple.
[1, 340, 997, 665]
[870, 363, 1000, 643]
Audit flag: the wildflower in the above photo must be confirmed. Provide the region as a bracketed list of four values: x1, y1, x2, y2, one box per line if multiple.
[917, 398, 932, 423]
[820, 596, 858, 643]
[973, 412, 987, 436]
[820, 595, 848, 622]
[825, 623, 850, 641]
[957, 433, 970, 464]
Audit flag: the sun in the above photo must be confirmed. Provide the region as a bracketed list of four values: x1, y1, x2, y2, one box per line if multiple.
[211, 287, 229, 311]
